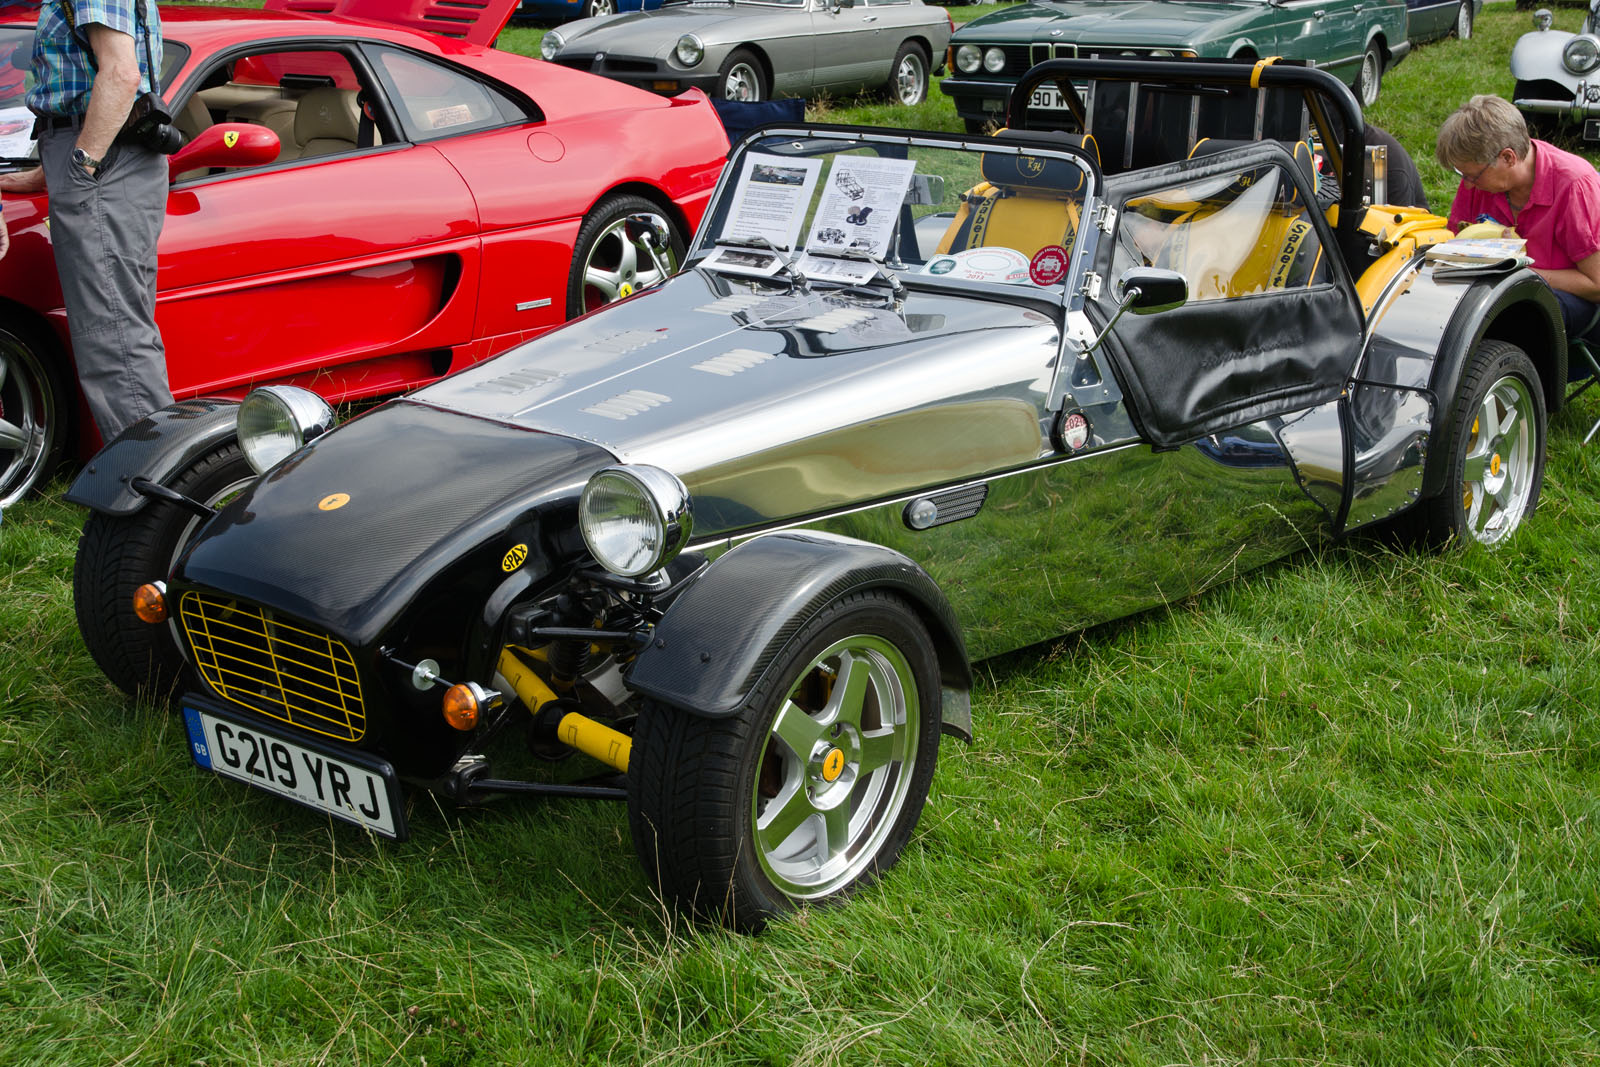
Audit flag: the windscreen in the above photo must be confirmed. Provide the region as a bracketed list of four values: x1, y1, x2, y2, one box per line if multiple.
[692, 130, 1098, 295]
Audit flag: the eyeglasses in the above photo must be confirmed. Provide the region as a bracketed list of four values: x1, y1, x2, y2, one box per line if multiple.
[1455, 153, 1505, 187]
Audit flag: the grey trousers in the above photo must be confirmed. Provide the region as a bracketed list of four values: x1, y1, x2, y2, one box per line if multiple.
[39, 127, 172, 441]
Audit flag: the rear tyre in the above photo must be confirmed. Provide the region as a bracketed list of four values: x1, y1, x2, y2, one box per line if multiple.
[74, 441, 256, 700]
[1419, 340, 1545, 547]
[0, 324, 68, 507]
[1453, 0, 1473, 39]
[885, 42, 929, 106]
[628, 589, 942, 931]
[565, 194, 684, 318]
[1354, 41, 1383, 109]
[717, 48, 767, 102]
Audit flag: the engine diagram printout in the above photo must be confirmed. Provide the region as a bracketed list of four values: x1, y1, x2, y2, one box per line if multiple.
[805, 156, 916, 260]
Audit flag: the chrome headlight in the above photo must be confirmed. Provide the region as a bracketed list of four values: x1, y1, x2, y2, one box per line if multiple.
[674, 33, 704, 66]
[983, 46, 1006, 74]
[955, 43, 982, 73]
[1564, 35, 1600, 74]
[579, 465, 693, 577]
[541, 30, 565, 60]
[237, 386, 336, 475]
[1534, 9, 1554, 31]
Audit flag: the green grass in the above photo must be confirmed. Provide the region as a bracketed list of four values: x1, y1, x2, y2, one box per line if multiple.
[4, 2, 1600, 1063]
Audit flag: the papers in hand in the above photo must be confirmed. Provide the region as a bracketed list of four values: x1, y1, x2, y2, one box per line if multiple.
[1424, 237, 1532, 279]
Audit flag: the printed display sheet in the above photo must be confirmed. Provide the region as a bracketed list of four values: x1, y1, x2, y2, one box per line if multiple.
[718, 152, 823, 250]
[804, 156, 916, 260]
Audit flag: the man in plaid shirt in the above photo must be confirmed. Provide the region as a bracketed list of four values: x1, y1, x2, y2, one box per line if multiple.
[0, 0, 173, 441]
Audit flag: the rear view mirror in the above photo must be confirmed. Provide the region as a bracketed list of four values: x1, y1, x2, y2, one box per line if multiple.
[1117, 267, 1187, 314]
[168, 123, 280, 180]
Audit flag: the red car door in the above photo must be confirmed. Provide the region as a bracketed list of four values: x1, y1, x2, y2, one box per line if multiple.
[157, 145, 480, 401]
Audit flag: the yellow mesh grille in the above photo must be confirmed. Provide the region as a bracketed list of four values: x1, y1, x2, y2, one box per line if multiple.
[179, 591, 366, 743]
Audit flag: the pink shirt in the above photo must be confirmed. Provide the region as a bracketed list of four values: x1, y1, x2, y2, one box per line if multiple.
[1448, 139, 1600, 271]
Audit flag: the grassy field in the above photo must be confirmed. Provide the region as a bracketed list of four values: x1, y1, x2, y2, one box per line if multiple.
[3, 2, 1600, 1064]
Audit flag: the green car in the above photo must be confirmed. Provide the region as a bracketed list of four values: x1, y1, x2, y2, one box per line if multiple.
[941, 0, 1409, 133]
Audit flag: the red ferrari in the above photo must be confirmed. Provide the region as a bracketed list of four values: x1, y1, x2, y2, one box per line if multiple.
[0, 0, 729, 505]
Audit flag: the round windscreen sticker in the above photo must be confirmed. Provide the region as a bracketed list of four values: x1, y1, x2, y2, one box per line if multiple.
[1029, 245, 1070, 286]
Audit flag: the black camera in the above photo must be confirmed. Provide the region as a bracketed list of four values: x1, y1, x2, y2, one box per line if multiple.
[120, 91, 185, 155]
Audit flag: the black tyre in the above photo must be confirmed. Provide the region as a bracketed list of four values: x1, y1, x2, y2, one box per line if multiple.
[1354, 41, 1383, 109]
[628, 589, 942, 931]
[565, 194, 684, 318]
[885, 42, 929, 106]
[581, 0, 614, 15]
[1453, 0, 1473, 39]
[74, 441, 256, 700]
[717, 48, 766, 102]
[1419, 340, 1545, 547]
[0, 323, 68, 507]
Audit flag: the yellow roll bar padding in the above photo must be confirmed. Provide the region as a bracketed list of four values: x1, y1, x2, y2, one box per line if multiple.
[496, 647, 632, 773]
[1250, 57, 1281, 88]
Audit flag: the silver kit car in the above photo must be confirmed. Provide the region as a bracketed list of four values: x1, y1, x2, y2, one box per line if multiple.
[540, 0, 953, 104]
[69, 58, 1565, 931]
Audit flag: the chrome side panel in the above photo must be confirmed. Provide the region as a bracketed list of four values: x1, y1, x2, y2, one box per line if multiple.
[777, 429, 1329, 661]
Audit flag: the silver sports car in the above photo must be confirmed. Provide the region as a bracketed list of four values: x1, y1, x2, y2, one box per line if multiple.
[68, 59, 1564, 932]
[540, 0, 953, 105]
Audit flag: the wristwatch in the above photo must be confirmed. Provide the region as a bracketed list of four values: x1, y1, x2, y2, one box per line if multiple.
[70, 146, 103, 171]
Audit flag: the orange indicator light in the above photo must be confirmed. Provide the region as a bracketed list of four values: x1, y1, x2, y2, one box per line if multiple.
[132, 583, 168, 624]
[442, 683, 482, 731]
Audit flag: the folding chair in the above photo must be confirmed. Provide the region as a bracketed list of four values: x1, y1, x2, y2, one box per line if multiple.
[1567, 307, 1600, 445]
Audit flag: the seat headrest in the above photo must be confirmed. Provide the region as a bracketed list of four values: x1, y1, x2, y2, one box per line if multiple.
[295, 87, 360, 145]
[1188, 137, 1317, 205]
[980, 129, 1098, 193]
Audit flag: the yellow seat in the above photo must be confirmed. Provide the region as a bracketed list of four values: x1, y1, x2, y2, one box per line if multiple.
[938, 131, 1098, 261]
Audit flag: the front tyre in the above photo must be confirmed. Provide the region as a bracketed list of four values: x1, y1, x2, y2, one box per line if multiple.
[565, 194, 684, 318]
[1454, 0, 1473, 39]
[628, 589, 942, 931]
[885, 42, 929, 106]
[1355, 41, 1383, 109]
[717, 48, 767, 102]
[1421, 340, 1545, 547]
[74, 441, 256, 700]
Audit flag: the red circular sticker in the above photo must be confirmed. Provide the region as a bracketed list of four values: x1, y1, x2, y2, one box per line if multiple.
[1029, 245, 1070, 286]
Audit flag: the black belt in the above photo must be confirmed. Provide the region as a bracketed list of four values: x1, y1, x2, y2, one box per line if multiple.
[32, 113, 86, 135]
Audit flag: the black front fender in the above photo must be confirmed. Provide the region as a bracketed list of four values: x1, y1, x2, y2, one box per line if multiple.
[63, 399, 242, 517]
[625, 531, 974, 741]
[1422, 273, 1565, 499]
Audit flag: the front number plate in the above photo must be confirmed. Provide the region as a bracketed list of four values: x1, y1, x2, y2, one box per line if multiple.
[183, 703, 406, 838]
[1028, 85, 1073, 111]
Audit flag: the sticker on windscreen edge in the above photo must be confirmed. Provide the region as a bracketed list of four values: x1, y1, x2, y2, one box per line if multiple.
[1030, 245, 1069, 286]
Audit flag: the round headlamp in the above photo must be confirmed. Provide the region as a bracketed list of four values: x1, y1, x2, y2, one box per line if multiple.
[541, 30, 565, 61]
[1564, 35, 1600, 74]
[675, 34, 704, 66]
[1534, 9, 1554, 31]
[983, 47, 1006, 74]
[579, 465, 693, 578]
[237, 385, 336, 475]
[955, 44, 982, 73]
